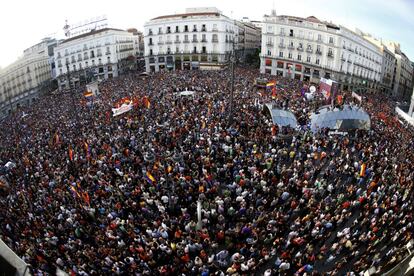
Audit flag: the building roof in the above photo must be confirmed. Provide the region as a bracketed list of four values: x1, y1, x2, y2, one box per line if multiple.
[61, 28, 125, 44]
[151, 12, 224, 21]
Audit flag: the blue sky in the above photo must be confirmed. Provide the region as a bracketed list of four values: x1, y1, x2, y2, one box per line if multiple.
[0, 0, 413, 68]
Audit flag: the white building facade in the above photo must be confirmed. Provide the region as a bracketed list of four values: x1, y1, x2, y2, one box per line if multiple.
[143, 7, 240, 72]
[260, 13, 382, 92]
[0, 38, 56, 117]
[384, 42, 414, 100]
[54, 28, 138, 90]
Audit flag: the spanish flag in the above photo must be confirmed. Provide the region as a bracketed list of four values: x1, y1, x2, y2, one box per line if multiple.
[143, 97, 151, 109]
[266, 81, 276, 87]
[360, 163, 367, 177]
[145, 171, 156, 184]
[68, 145, 74, 161]
[84, 91, 93, 98]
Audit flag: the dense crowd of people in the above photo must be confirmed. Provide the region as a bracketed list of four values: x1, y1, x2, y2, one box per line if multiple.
[0, 67, 414, 275]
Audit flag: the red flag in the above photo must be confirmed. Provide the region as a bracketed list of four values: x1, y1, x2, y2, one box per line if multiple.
[271, 86, 277, 99]
[68, 146, 74, 161]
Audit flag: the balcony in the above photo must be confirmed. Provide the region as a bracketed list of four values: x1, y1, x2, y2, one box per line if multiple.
[148, 31, 153, 36]
[212, 39, 219, 43]
[201, 28, 207, 32]
[97, 53, 102, 57]
[105, 51, 111, 55]
[328, 41, 335, 45]
[184, 28, 189, 32]
[316, 50, 322, 55]
[288, 45, 295, 50]
[157, 41, 164, 45]
[341, 57, 346, 62]
[158, 31, 163, 35]
[297, 47, 304, 52]
[317, 39, 323, 43]
[266, 42, 273, 46]
[165, 40, 172, 44]
[347, 60, 352, 63]
[183, 39, 190, 43]
[148, 42, 153, 46]
[174, 40, 181, 44]
[327, 53, 334, 58]
[201, 39, 207, 43]
[279, 43, 285, 48]
[279, 32, 286, 36]
[306, 48, 313, 53]
[212, 28, 218, 32]
[77, 57, 82, 62]
[166, 30, 171, 34]
[192, 29, 197, 32]
[192, 39, 198, 43]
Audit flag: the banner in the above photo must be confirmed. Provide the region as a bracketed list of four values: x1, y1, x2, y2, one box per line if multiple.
[320, 78, 333, 100]
[112, 102, 134, 117]
[352, 91, 362, 103]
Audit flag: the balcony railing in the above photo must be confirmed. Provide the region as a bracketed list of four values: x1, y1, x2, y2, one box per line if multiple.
[327, 53, 334, 58]
[316, 50, 322, 55]
[192, 39, 198, 43]
[148, 42, 153, 46]
[306, 48, 313, 53]
[279, 43, 285, 48]
[212, 28, 218, 32]
[297, 47, 304, 51]
[184, 29, 189, 32]
[288, 45, 295, 49]
[166, 30, 171, 34]
[280, 32, 285, 36]
[97, 53, 102, 57]
[175, 30, 180, 33]
[148, 31, 153, 36]
[201, 39, 207, 43]
[157, 42, 164, 45]
[201, 28, 207, 32]
[183, 40, 190, 43]
[174, 40, 181, 44]
[212, 39, 219, 43]
[266, 42, 273, 46]
[165, 40, 173, 44]
[192, 29, 197, 32]
[105, 51, 111, 55]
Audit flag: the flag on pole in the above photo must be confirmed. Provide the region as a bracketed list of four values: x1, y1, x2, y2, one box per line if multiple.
[68, 145, 74, 161]
[145, 171, 156, 184]
[360, 163, 367, 177]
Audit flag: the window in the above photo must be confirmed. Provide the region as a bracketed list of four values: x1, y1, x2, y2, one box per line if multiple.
[307, 56, 311, 62]
[317, 45, 321, 51]
[193, 24, 197, 31]
[150, 49, 153, 55]
[202, 34, 206, 42]
[316, 58, 320, 65]
[167, 26, 171, 33]
[329, 37, 334, 44]
[175, 26, 179, 32]
[280, 28, 285, 35]
[193, 46, 197, 53]
[267, 50, 271, 56]
[213, 24, 217, 31]
[279, 51, 283, 57]
[265, 59, 272, 66]
[317, 34, 322, 41]
[202, 46, 206, 53]
[184, 25, 188, 32]
[212, 34, 218, 42]
[85, 61, 89, 67]
[289, 29, 294, 37]
[297, 54, 302, 61]
[288, 52, 292, 59]
[158, 27, 162, 34]
[149, 38, 153, 45]
[202, 24, 206, 31]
